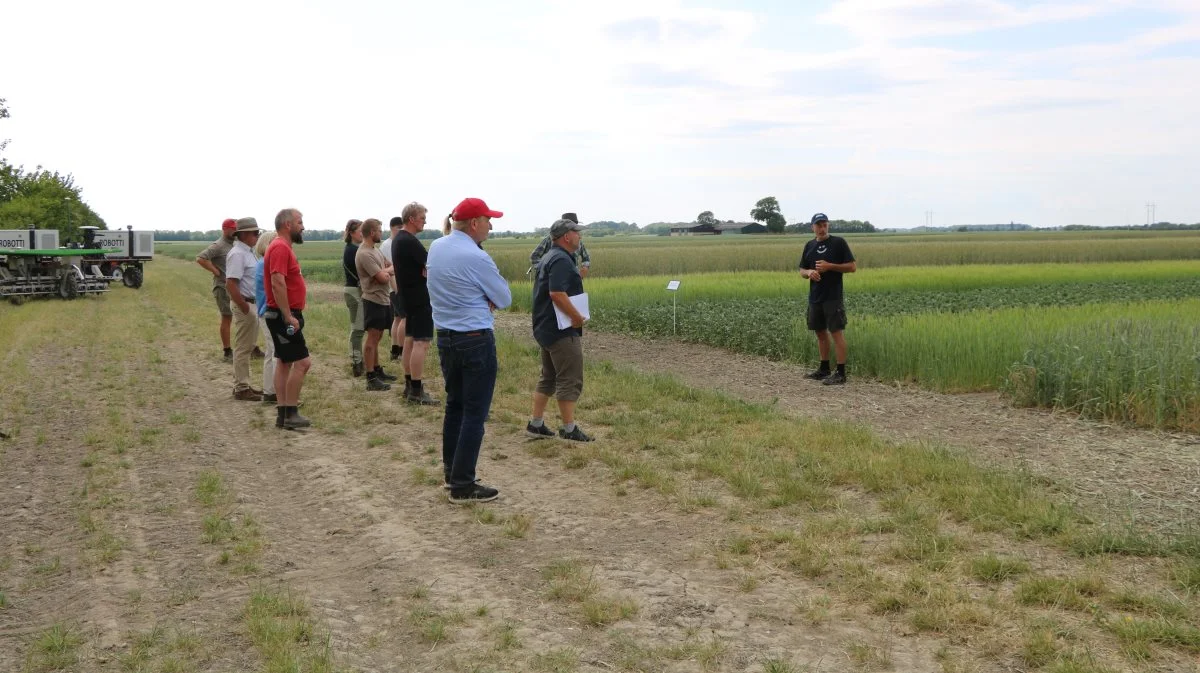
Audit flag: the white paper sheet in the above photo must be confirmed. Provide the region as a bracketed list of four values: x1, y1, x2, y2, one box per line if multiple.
[554, 292, 590, 329]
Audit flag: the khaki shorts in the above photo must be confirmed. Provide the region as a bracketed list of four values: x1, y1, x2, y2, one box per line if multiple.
[535, 336, 584, 402]
[213, 285, 232, 317]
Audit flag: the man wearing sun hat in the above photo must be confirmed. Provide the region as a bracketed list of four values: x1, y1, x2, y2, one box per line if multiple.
[427, 197, 512, 504]
[225, 217, 264, 401]
[196, 218, 238, 362]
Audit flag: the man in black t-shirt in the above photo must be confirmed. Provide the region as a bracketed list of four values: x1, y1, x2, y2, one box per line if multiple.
[798, 212, 857, 385]
[526, 218, 594, 442]
[391, 202, 438, 405]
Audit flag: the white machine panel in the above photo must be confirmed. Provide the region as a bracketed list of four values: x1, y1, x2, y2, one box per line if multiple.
[36, 230, 60, 249]
[132, 231, 154, 258]
[0, 229, 59, 250]
[90, 230, 128, 258]
[0, 230, 29, 249]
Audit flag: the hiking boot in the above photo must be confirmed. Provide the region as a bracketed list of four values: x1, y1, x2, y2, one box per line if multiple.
[448, 483, 499, 504]
[248, 386, 263, 395]
[390, 348, 402, 361]
[275, 409, 285, 428]
[251, 346, 265, 359]
[374, 366, 397, 382]
[406, 390, 439, 406]
[822, 372, 847, 386]
[366, 376, 391, 392]
[223, 349, 233, 363]
[261, 393, 277, 403]
[558, 426, 595, 442]
[526, 422, 555, 439]
[352, 361, 365, 377]
[804, 368, 831, 380]
[233, 388, 263, 401]
[282, 411, 311, 429]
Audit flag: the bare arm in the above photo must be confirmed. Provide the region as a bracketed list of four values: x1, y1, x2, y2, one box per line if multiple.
[197, 258, 220, 276]
[270, 272, 297, 330]
[815, 260, 856, 273]
[372, 267, 393, 284]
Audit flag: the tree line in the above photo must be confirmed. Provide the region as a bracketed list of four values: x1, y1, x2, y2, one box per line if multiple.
[0, 98, 106, 242]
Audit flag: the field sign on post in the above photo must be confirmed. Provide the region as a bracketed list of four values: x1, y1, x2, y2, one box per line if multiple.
[666, 280, 681, 334]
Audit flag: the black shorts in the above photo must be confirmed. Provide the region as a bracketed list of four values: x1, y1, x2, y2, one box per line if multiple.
[807, 299, 847, 332]
[389, 291, 406, 318]
[363, 299, 393, 331]
[265, 309, 310, 363]
[404, 301, 434, 340]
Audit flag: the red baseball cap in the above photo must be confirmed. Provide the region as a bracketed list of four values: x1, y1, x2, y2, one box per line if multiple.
[452, 198, 503, 220]
[221, 218, 237, 230]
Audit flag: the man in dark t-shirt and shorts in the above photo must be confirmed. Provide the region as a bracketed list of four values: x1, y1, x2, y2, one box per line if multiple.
[391, 202, 438, 405]
[798, 212, 856, 385]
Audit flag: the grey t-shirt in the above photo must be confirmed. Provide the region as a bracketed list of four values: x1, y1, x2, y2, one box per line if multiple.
[196, 236, 233, 289]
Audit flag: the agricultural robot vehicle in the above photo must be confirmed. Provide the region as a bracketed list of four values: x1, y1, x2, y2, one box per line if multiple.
[0, 225, 154, 304]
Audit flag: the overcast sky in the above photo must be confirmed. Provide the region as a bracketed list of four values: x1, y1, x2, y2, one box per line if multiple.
[4, 0, 1199, 231]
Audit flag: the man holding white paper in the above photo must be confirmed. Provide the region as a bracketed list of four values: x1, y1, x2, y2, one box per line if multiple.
[527, 218, 594, 442]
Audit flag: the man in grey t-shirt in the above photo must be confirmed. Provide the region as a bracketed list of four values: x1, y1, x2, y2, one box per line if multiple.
[196, 218, 237, 361]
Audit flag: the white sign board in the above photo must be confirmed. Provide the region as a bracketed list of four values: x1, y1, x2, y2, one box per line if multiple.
[666, 280, 681, 291]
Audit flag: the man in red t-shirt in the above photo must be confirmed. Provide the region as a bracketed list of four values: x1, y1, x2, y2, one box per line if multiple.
[263, 208, 312, 430]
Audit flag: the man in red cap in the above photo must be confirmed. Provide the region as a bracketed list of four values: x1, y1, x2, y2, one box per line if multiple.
[196, 218, 238, 361]
[427, 198, 512, 504]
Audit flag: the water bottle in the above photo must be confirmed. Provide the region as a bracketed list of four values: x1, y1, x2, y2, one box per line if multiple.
[286, 324, 296, 336]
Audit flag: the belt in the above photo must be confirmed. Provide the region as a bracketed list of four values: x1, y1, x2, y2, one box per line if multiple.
[436, 328, 492, 337]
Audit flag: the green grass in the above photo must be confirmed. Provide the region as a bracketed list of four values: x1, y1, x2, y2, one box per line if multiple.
[25, 623, 84, 672]
[244, 587, 343, 673]
[968, 553, 1030, 583]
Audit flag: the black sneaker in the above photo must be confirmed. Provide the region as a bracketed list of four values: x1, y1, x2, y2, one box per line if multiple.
[526, 422, 555, 439]
[352, 361, 365, 377]
[448, 483, 499, 504]
[366, 376, 391, 392]
[223, 349, 233, 363]
[558, 426, 595, 442]
[822, 372, 847, 386]
[804, 369, 831, 380]
[374, 367, 398, 382]
[390, 348, 402, 361]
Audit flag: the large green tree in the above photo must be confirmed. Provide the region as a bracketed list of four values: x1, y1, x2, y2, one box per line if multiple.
[696, 210, 717, 226]
[0, 97, 106, 241]
[750, 197, 786, 233]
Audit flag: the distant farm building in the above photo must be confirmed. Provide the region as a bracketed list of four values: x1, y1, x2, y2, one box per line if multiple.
[670, 223, 720, 236]
[717, 222, 767, 234]
[669, 222, 766, 236]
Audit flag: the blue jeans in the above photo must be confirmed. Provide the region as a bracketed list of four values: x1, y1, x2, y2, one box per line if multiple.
[437, 330, 498, 490]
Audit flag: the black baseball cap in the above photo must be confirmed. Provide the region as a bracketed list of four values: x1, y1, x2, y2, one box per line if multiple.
[811, 213, 829, 225]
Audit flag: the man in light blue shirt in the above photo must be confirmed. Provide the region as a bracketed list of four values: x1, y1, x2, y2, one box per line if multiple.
[427, 197, 512, 504]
